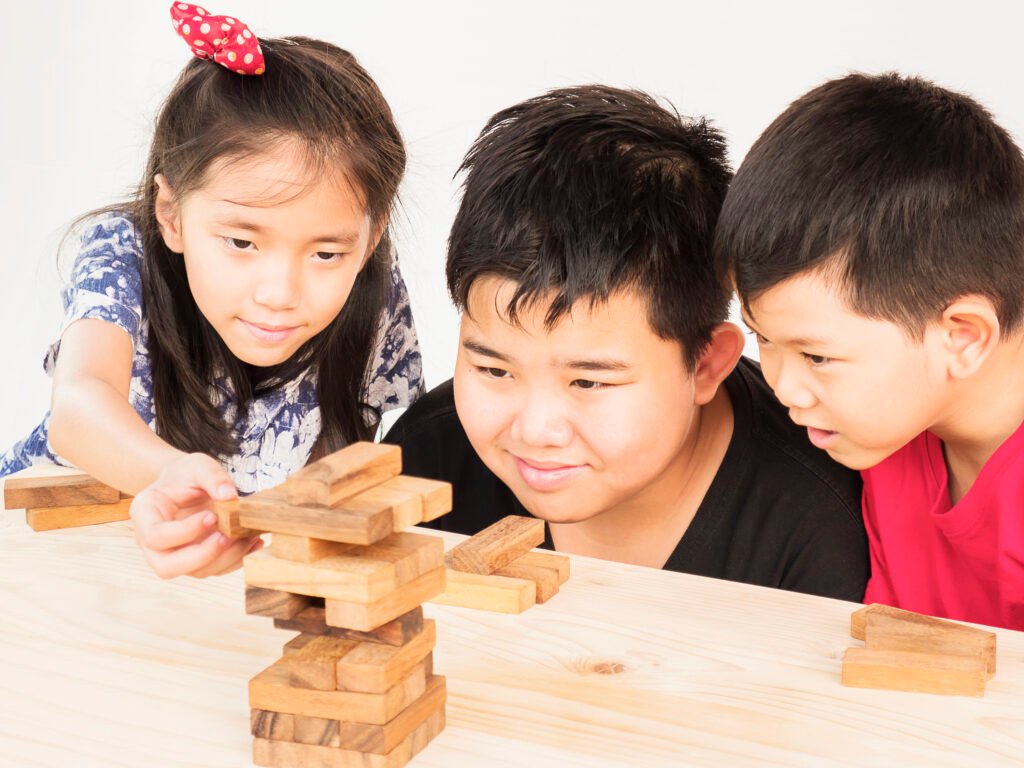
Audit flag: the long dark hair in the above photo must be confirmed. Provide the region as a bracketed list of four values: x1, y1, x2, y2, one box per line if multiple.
[92, 37, 405, 460]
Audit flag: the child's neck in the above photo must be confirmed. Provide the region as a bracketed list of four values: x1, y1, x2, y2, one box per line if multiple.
[548, 385, 734, 569]
[935, 333, 1024, 503]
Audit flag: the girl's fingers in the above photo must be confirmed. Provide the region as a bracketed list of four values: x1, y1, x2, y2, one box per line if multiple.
[188, 460, 238, 503]
[143, 528, 236, 580]
[138, 506, 218, 551]
[189, 535, 263, 579]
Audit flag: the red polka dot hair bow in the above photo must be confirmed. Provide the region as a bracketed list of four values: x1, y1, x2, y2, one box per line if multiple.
[169, 3, 265, 75]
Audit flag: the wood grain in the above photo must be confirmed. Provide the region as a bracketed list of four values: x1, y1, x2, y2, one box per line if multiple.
[212, 499, 261, 538]
[239, 492, 394, 546]
[445, 515, 545, 575]
[25, 497, 133, 531]
[4, 472, 119, 510]
[325, 567, 446, 632]
[245, 586, 313, 619]
[494, 559, 561, 603]
[284, 635, 360, 690]
[334, 620, 436, 693]
[337, 674, 446, 754]
[272, 534, 356, 563]
[276, 606, 424, 647]
[429, 569, 536, 614]
[841, 647, 988, 697]
[382, 476, 452, 523]
[278, 442, 402, 507]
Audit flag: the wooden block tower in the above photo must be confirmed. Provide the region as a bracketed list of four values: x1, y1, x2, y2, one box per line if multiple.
[238, 442, 452, 768]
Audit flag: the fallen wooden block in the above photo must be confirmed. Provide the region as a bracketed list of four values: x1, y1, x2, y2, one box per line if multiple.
[325, 567, 446, 632]
[841, 647, 987, 697]
[240, 491, 395, 546]
[272, 534, 356, 563]
[338, 674, 446, 754]
[278, 442, 402, 508]
[445, 515, 545, 575]
[213, 499, 261, 538]
[334, 621, 436, 694]
[515, 550, 570, 584]
[252, 707, 444, 768]
[243, 532, 443, 603]
[4, 472, 119, 510]
[245, 587, 314, 620]
[249, 656, 427, 724]
[276, 606, 424, 647]
[24, 497, 133, 531]
[495, 559, 561, 603]
[429, 569, 536, 614]
[852, 604, 996, 677]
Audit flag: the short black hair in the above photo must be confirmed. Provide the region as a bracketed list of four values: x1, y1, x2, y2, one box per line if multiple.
[715, 72, 1024, 335]
[446, 84, 733, 369]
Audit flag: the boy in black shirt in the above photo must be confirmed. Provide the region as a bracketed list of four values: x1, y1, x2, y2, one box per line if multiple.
[385, 86, 868, 601]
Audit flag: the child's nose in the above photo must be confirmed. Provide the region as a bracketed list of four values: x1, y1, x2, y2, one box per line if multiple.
[252, 256, 301, 311]
[768, 358, 818, 411]
[511, 392, 573, 448]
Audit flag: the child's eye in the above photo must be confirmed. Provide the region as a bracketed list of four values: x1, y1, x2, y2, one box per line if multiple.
[803, 353, 832, 367]
[572, 379, 606, 390]
[314, 251, 345, 262]
[478, 366, 510, 380]
[223, 237, 256, 251]
[750, 331, 770, 345]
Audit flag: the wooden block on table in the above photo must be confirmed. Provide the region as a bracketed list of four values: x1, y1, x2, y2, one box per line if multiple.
[334, 621, 436, 694]
[429, 569, 536, 614]
[278, 442, 402, 508]
[250, 656, 428, 724]
[212, 499, 261, 538]
[4, 472, 119, 510]
[252, 707, 444, 768]
[495, 559, 561, 603]
[244, 532, 443, 603]
[383, 475, 452, 523]
[284, 635, 360, 690]
[326, 567, 446, 632]
[277, 606, 424, 647]
[851, 603, 996, 676]
[251, 709, 295, 742]
[246, 587, 313, 620]
[24, 497, 133, 531]
[338, 674, 446, 754]
[240, 492, 394, 546]
[445, 515, 545, 575]
[515, 550, 570, 584]
[841, 647, 987, 697]
[272, 533, 356, 563]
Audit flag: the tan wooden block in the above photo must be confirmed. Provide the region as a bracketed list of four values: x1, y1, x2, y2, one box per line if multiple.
[278, 442, 402, 507]
[284, 635, 360, 690]
[515, 550, 570, 584]
[240, 492, 394, 546]
[851, 604, 996, 676]
[252, 707, 444, 768]
[283, 633, 318, 656]
[272, 533, 356, 563]
[245, 586, 313, 619]
[251, 709, 295, 741]
[495, 559, 561, 603]
[335, 620, 436, 693]
[841, 647, 987, 697]
[337, 477, 424, 532]
[25, 497, 133, 531]
[293, 715, 341, 747]
[243, 532, 443, 603]
[326, 567, 446, 632]
[212, 499, 261, 538]
[277, 606, 424, 647]
[445, 515, 545, 575]
[429, 568, 536, 614]
[4, 472, 119, 510]
[338, 674, 446, 754]
[249, 656, 427, 724]
[384, 475, 452, 523]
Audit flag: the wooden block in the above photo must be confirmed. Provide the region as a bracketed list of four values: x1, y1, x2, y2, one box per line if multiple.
[335, 620, 436, 693]
[277, 606, 424, 647]
[841, 647, 987, 697]
[244, 532, 443, 603]
[4, 472, 119, 510]
[515, 550, 570, 584]
[251, 709, 295, 742]
[429, 568, 536, 614]
[278, 442, 402, 508]
[283, 633, 318, 656]
[494, 559, 560, 603]
[851, 604, 996, 676]
[337, 477, 424, 532]
[445, 515, 545, 575]
[246, 587, 313, 619]
[284, 636, 360, 690]
[252, 707, 444, 768]
[294, 715, 341, 747]
[249, 656, 428, 724]
[384, 475, 452, 523]
[240, 492, 394, 546]
[211, 498, 261, 538]
[24, 497, 133, 531]
[272, 533, 356, 563]
[326, 567, 446, 632]
[338, 674, 446, 754]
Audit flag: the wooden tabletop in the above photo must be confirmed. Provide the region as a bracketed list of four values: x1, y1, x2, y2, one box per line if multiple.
[1, 509, 1022, 767]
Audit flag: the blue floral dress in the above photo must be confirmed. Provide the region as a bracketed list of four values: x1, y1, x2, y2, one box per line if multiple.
[0, 214, 425, 494]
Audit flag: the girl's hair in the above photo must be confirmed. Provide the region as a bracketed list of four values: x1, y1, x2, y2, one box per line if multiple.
[106, 37, 405, 459]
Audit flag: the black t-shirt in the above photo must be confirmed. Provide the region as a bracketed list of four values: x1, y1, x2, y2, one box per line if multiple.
[384, 357, 868, 602]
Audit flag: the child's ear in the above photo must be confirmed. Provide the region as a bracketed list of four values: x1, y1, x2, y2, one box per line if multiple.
[693, 322, 745, 405]
[936, 295, 1001, 379]
[153, 174, 184, 254]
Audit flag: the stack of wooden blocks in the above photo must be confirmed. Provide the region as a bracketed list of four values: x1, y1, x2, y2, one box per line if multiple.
[4, 472, 131, 530]
[841, 603, 997, 697]
[235, 442, 452, 768]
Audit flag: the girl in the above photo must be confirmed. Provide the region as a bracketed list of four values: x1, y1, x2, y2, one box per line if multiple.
[0, 6, 424, 578]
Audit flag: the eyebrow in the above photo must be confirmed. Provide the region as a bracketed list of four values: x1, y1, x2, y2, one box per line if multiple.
[462, 338, 631, 372]
[742, 312, 832, 348]
[214, 216, 362, 245]
[462, 339, 514, 363]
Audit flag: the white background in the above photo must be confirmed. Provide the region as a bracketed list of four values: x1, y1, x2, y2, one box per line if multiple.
[2, 0, 1023, 451]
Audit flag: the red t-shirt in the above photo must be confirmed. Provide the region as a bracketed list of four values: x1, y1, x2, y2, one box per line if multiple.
[862, 423, 1024, 631]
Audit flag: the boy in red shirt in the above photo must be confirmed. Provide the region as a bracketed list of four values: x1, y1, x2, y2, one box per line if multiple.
[714, 72, 1024, 630]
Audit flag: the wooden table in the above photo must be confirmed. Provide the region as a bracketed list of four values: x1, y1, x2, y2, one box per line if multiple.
[1, 509, 1022, 767]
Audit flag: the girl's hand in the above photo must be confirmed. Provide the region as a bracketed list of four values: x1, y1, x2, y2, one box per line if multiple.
[129, 453, 264, 579]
